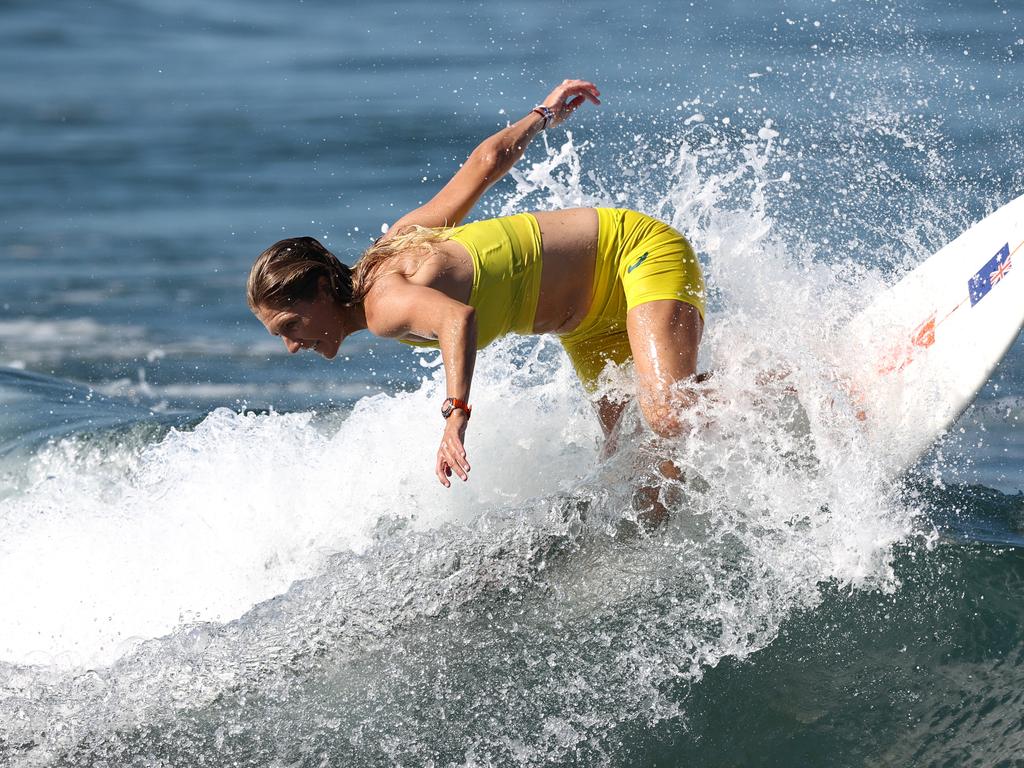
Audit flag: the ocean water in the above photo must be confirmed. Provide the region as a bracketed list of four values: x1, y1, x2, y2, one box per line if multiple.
[1, 0, 1023, 765]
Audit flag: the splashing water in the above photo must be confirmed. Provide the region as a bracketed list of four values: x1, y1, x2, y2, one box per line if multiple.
[1, 115, 954, 765]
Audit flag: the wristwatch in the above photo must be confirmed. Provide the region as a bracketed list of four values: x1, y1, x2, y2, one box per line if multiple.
[441, 397, 472, 419]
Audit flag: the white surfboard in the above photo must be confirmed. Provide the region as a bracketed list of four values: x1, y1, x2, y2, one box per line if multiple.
[834, 193, 1024, 474]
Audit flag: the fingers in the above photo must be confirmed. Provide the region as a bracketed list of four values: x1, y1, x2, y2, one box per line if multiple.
[563, 94, 588, 117]
[445, 439, 471, 479]
[436, 435, 471, 487]
[540, 79, 600, 130]
[435, 455, 451, 487]
[556, 79, 601, 105]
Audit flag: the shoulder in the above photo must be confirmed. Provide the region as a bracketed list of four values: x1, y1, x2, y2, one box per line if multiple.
[362, 273, 447, 335]
[362, 273, 414, 337]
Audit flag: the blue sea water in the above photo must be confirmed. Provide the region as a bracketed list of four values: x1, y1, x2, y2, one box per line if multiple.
[1, 0, 1023, 765]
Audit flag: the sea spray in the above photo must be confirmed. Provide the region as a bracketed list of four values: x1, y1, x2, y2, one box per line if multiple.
[1, 123, 931, 764]
[0, 357, 916, 764]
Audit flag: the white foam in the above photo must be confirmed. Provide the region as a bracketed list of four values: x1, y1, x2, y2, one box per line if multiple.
[0, 338, 600, 668]
[0, 122, 922, 763]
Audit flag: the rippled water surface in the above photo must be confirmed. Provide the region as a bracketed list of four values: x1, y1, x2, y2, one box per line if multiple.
[1, 1, 1023, 765]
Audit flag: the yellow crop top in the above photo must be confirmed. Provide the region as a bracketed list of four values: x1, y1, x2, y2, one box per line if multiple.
[400, 212, 543, 350]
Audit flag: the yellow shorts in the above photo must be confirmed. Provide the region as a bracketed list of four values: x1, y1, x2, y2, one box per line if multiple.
[559, 208, 705, 391]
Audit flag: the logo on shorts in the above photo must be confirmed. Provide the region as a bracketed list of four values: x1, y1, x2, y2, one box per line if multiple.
[627, 252, 649, 273]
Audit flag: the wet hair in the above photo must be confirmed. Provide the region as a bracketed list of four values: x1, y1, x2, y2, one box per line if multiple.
[247, 227, 447, 310]
[247, 237, 352, 310]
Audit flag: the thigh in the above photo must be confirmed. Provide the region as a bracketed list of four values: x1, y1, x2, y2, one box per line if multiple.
[626, 299, 703, 433]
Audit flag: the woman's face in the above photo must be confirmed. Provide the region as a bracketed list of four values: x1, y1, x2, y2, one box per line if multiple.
[255, 288, 345, 359]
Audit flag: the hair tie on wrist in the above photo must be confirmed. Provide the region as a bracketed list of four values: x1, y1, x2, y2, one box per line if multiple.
[531, 105, 555, 130]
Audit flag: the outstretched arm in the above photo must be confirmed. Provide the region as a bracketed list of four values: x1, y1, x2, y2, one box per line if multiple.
[383, 79, 601, 237]
[363, 276, 478, 487]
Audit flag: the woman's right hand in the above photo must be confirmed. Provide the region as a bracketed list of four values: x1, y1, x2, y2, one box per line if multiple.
[538, 79, 601, 129]
[436, 412, 471, 488]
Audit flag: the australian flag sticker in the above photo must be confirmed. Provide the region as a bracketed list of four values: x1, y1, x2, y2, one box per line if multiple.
[968, 242, 1012, 306]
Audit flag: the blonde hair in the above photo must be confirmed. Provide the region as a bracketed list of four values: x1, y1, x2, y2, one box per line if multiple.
[349, 225, 448, 302]
[247, 226, 448, 310]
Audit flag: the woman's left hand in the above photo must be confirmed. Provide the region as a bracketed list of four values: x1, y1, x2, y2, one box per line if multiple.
[436, 413, 471, 487]
[538, 79, 601, 129]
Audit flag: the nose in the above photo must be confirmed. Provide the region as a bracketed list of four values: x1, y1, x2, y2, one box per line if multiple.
[284, 337, 301, 354]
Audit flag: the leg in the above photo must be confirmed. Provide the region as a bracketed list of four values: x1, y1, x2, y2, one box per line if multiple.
[595, 396, 627, 458]
[626, 299, 704, 438]
[560, 321, 636, 458]
[564, 304, 700, 530]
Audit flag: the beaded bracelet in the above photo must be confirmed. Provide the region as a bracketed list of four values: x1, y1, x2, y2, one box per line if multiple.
[531, 105, 555, 130]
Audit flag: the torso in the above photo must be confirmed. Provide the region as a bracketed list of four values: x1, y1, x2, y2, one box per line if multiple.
[393, 207, 598, 340]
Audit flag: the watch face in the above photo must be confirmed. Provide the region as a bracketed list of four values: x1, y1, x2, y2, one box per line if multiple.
[442, 401, 452, 417]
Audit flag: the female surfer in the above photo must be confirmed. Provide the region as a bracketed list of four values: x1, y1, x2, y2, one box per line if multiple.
[248, 79, 706, 488]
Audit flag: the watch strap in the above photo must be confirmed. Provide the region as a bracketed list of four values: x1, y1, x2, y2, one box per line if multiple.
[442, 397, 472, 419]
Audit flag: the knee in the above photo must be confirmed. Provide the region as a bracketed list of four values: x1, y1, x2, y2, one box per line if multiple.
[639, 399, 686, 438]
[639, 388, 699, 438]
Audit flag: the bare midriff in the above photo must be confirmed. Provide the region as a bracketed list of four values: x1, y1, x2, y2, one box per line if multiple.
[528, 208, 598, 334]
